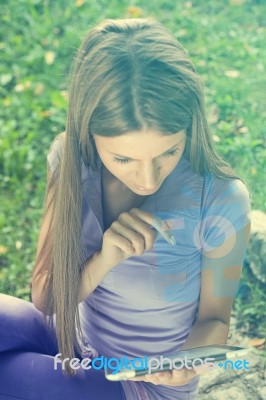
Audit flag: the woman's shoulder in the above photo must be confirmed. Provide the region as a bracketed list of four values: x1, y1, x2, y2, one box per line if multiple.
[200, 173, 251, 241]
[202, 173, 250, 211]
[47, 131, 92, 182]
[48, 131, 66, 149]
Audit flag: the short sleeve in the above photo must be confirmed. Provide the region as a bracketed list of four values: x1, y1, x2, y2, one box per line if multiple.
[47, 132, 65, 175]
[197, 177, 251, 253]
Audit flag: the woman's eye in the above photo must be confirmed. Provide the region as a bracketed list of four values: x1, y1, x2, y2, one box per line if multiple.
[113, 148, 179, 164]
[163, 148, 179, 158]
[113, 157, 130, 164]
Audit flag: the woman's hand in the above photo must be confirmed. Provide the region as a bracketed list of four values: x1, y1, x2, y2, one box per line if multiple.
[98, 208, 174, 271]
[127, 364, 210, 386]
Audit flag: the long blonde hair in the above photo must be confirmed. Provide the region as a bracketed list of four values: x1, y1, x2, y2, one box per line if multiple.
[33, 17, 243, 375]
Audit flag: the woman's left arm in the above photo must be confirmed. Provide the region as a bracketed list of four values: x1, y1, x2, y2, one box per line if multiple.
[180, 220, 251, 347]
[128, 221, 251, 386]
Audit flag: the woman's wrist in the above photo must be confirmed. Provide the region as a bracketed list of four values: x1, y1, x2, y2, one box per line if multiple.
[78, 251, 114, 303]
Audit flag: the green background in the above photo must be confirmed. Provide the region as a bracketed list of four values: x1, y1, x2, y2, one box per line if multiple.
[0, 0, 265, 337]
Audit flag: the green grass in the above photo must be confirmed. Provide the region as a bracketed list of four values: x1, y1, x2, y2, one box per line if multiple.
[0, 0, 265, 336]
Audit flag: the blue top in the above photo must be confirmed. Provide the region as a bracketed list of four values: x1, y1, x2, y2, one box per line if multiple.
[47, 134, 251, 400]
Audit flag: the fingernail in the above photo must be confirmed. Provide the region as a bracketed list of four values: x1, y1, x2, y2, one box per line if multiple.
[165, 220, 174, 229]
[169, 235, 176, 245]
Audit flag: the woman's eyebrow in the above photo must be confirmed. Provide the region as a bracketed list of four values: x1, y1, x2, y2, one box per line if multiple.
[108, 140, 183, 160]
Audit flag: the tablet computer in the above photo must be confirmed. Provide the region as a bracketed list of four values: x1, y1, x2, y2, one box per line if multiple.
[104, 344, 250, 381]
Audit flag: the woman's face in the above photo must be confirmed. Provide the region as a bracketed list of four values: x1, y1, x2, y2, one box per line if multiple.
[93, 129, 186, 195]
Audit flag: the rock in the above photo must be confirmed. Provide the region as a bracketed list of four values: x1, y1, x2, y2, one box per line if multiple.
[197, 346, 265, 400]
[257, 386, 266, 399]
[207, 387, 247, 400]
[247, 210, 266, 283]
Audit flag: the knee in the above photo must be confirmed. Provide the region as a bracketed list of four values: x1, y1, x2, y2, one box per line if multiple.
[0, 293, 37, 320]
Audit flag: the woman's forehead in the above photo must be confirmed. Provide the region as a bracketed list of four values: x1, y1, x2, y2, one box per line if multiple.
[93, 129, 186, 143]
[93, 129, 186, 156]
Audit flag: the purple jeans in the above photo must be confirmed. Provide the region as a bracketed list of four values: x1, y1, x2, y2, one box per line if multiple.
[0, 294, 126, 400]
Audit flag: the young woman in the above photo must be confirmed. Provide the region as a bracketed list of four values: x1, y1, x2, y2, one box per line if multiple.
[0, 17, 251, 400]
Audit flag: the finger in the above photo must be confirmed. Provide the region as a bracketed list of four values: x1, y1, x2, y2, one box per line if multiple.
[192, 363, 213, 375]
[111, 220, 145, 255]
[116, 213, 155, 251]
[172, 367, 197, 382]
[129, 208, 176, 245]
[105, 229, 136, 256]
[142, 372, 166, 385]
[131, 374, 156, 383]
[154, 370, 172, 379]
[164, 220, 174, 229]
[151, 216, 176, 245]
[118, 212, 167, 246]
[129, 372, 169, 385]
[128, 375, 147, 382]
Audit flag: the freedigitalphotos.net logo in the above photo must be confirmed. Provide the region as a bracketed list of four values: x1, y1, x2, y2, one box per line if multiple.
[53, 353, 215, 374]
[53, 353, 250, 374]
[216, 359, 250, 370]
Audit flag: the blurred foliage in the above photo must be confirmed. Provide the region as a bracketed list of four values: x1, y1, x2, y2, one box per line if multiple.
[0, 0, 265, 336]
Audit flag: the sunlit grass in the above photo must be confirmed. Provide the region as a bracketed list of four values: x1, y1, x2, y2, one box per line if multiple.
[0, 0, 265, 336]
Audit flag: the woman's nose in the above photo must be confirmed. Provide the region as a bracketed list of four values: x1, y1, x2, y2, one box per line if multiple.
[136, 165, 160, 189]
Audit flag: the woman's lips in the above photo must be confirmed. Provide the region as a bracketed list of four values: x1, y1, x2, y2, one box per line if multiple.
[134, 184, 160, 193]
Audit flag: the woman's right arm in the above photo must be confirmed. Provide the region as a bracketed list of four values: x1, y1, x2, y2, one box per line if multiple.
[31, 168, 56, 312]
[30, 174, 113, 311]
[79, 209, 175, 304]
[31, 204, 172, 312]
